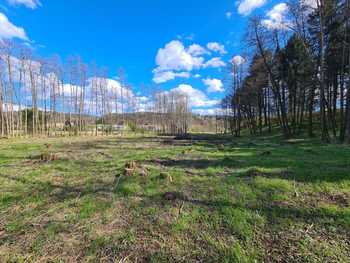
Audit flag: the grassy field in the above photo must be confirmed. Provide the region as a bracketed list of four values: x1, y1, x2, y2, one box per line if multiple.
[0, 133, 349, 262]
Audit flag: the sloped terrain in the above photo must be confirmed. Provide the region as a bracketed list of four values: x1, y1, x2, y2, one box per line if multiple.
[0, 134, 349, 262]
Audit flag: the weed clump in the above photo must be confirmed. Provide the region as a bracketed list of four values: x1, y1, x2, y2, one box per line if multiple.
[124, 161, 137, 176]
[29, 143, 59, 162]
[159, 172, 173, 183]
[163, 191, 183, 201]
[163, 139, 174, 145]
[260, 150, 271, 156]
[138, 167, 148, 177]
[217, 144, 225, 151]
[123, 161, 149, 177]
[40, 152, 59, 162]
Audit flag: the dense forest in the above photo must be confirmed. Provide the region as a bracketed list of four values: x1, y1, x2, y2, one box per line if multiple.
[221, 0, 350, 143]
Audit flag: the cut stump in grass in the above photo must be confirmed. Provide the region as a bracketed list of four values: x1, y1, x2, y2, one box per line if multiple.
[260, 150, 272, 156]
[217, 144, 225, 151]
[44, 143, 52, 149]
[139, 167, 149, 177]
[163, 139, 174, 145]
[124, 161, 138, 176]
[163, 192, 178, 201]
[124, 168, 135, 176]
[41, 153, 59, 161]
[160, 172, 173, 183]
[30, 152, 59, 162]
[123, 161, 149, 177]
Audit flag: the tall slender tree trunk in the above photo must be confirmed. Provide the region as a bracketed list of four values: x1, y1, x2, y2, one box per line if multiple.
[318, 0, 330, 142]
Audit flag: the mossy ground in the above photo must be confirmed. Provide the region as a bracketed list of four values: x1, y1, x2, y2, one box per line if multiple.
[0, 133, 349, 262]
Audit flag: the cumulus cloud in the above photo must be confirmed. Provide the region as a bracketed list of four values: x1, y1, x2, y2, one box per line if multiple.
[237, 0, 267, 16]
[187, 44, 209, 56]
[207, 42, 227, 55]
[0, 12, 28, 41]
[40, 76, 134, 103]
[226, 12, 232, 19]
[203, 57, 226, 68]
[232, 55, 245, 66]
[103, 78, 133, 97]
[168, 84, 220, 108]
[177, 33, 195, 41]
[2, 103, 27, 112]
[152, 40, 205, 83]
[262, 3, 291, 30]
[154, 40, 204, 72]
[302, 0, 318, 9]
[203, 78, 224, 93]
[192, 107, 223, 115]
[2, 54, 222, 115]
[152, 70, 190, 84]
[153, 40, 228, 83]
[58, 77, 140, 114]
[7, 0, 41, 9]
[0, 54, 137, 110]
[0, 54, 160, 117]
[0, 55, 42, 91]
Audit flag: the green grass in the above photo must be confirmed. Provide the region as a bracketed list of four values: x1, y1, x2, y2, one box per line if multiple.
[0, 133, 349, 262]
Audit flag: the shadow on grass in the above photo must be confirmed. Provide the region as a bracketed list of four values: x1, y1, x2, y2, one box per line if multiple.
[144, 133, 350, 183]
[0, 172, 114, 203]
[139, 192, 350, 229]
[56, 133, 350, 184]
[50, 134, 350, 185]
[63, 136, 195, 151]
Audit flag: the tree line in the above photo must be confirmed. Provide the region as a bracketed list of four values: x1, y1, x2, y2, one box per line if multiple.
[0, 41, 191, 137]
[222, 0, 350, 143]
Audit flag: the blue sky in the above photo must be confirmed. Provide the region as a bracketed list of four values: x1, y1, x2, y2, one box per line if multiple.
[0, 0, 288, 114]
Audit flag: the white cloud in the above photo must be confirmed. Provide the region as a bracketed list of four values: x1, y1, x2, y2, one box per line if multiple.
[207, 42, 227, 55]
[262, 3, 291, 30]
[226, 12, 232, 19]
[153, 40, 228, 83]
[177, 33, 195, 41]
[88, 77, 134, 98]
[152, 70, 190, 84]
[0, 12, 28, 40]
[167, 84, 220, 107]
[302, 0, 318, 9]
[153, 40, 205, 83]
[203, 57, 226, 68]
[187, 44, 208, 56]
[1, 54, 222, 115]
[192, 108, 223, 115]
[0, 54, 145, 115]
[237, 0, 267, 16]
[155, 40, 204, 72]
[194, 74, 201, 78]
[0, 54, 134, 103]
[138, 96, 149, 103]
[232, 55, 245, 66]
[203, 78, 224, 93]
[0, 55, 43, 92]
[7, 0, 41, 9]
[2, 103, 26, 112]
